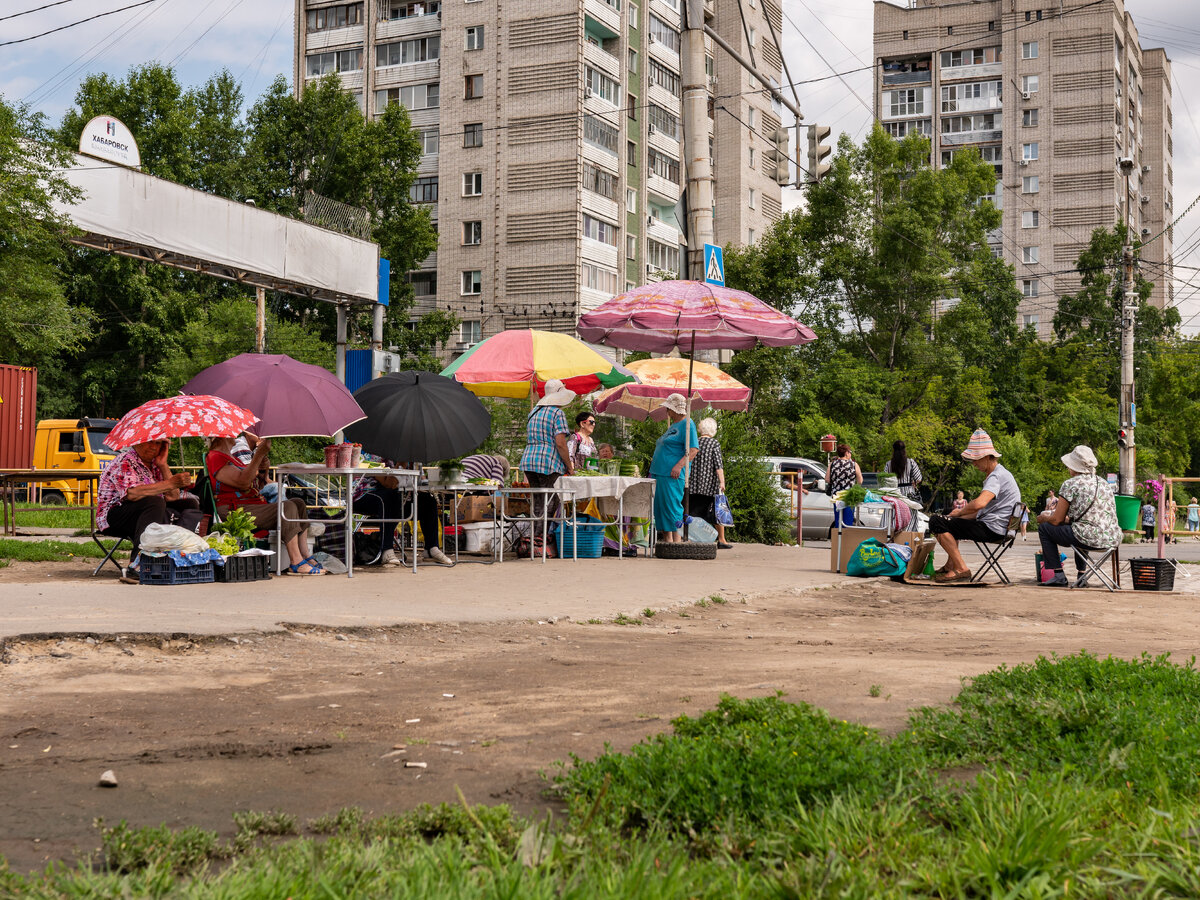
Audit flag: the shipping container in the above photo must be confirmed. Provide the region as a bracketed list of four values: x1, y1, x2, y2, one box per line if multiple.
[0, 365, 37, 469]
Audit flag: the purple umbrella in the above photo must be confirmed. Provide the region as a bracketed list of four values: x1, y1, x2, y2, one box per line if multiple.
[181, 354, 365, 438]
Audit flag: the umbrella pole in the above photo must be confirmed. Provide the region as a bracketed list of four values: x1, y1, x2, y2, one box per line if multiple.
[682, 330, 696, 541]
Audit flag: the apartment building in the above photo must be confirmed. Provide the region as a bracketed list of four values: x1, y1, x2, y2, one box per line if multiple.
[874, 0, 1173, 336]
[295, 0, 785, 355]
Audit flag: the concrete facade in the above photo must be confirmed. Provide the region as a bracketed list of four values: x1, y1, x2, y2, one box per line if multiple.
[294, 0, 784, 355]
[873, 0, 1173, 337]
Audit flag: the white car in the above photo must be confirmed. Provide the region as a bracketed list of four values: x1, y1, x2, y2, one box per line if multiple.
[763, 456, 836, 540]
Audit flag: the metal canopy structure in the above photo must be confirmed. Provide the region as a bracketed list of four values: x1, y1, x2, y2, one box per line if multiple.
[53, 155, 380, 306]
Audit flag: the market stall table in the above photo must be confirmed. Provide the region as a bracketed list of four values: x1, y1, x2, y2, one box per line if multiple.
[0, 469, 101, 536]
[494, 485, 578, 563]
[556, 475, 656, 559]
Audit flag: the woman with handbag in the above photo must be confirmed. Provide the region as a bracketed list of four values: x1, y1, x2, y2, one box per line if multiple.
[687, 417, 732, 549]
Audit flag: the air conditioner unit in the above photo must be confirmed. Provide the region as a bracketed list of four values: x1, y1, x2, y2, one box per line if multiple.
[647, 214, 654, 225]
[649, 35, 657, 45]
[1141, 195, 1151, 203]
[1142, 164, 1152, 173]
[707, 75, 718, 89]
[648, 124, 656, 136]
[585, 87, 593, 98]
[1021, 91, 1031, 100]
[1019, 159, 1029, 166]
[1141, 228, 1151, 236]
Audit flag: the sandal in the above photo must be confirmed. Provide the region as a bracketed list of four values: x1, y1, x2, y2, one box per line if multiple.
[287, 560, 326, 575]
[933, 569, 972, 584]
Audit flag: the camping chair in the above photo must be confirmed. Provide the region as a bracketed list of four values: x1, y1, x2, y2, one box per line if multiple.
[970, 503, 1026, 584]
[91, 527, 131, 576]
[1073, 543, 1121, 591]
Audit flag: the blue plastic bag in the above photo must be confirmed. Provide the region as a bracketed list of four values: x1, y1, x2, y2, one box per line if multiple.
[714, 492, 734, 526]
[846, 538, 906, 578]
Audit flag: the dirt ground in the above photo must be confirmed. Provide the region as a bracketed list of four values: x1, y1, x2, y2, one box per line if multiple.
[3, 556, 1200, 874]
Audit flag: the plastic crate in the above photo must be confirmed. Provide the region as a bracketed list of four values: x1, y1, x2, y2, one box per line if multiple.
[139, 556, 215, 585]
[214, 554, 271, 583]
[1130, 557, 1176, 591]
[556, 516, 606, 559]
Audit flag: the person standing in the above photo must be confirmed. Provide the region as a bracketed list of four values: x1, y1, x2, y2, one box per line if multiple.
[649, 394, 699, 543]
[882, 440, 923, 502]
[567, 411, 598, 472]
[1188, 497, 1199, 536]
[688, 417, 731, 549]
[518, 379, 576, 555]
[827, 444, 862, 528]
[1141, 501, 1156, 542]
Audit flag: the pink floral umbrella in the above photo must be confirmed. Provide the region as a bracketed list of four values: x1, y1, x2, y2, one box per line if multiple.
[106, 395, 260, 449]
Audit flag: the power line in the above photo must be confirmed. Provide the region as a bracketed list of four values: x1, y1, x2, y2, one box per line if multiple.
[0, 0, 160, 47]
[0, 0, 82, 23]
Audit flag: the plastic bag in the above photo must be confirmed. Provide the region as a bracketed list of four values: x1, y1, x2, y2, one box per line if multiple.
[686, 516, 718, 543]
[714, 492, 734, 526]
[139, 522, 211, 555]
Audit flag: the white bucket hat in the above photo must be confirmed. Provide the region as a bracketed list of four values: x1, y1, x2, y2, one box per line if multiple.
[536, 378, 577, 407]
[1061, 444, 1098, 474]
[659, 393, 689, 415]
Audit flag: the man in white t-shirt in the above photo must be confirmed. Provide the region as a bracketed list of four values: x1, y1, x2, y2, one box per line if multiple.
[927, 429, 1021, 583]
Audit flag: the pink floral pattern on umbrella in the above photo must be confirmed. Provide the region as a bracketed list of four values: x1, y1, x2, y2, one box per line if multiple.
[593, 358, 750, 420]
[576, 280, 817, 353]
[106, 395, 260, 449]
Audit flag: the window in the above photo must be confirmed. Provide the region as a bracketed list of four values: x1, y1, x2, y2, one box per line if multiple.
[465, 25, 484, 50]
[409, 176, 438, 203]
[583, 162, 617, 200]
[419, 128, 439, 155]
[884, 119, 932, 138]
[748, 146, 754, 169]
[585, 66, 621, 104]
[649, 59, 681, 96]
[1022, 210, 1039, 228]
[988, 20, 995, 30]
[628, 49, 638, 74]
[1021, 74, 1039, 94]
[940, 46, 1001, 68]
[376, 36, 440, 66]
[748, 228, 755, 243]
[629, 2, 638, 28]
[746, 107, 756, 130]
[583, 214, 618, 246]
[626, 234, 636, 259]
[1022, 142, 1039, 160]
[463, 123, 483, 147]
[584, 114, 619, 154]
[306, 49, 363, 77]
[649, 14, 680, 53]
[1022, 245, 1039, 264]
[1022, 41, 1039, 59]
[647, 147, 680, 183]
[941, 113, 998, 133]
[462, 221, 482, 245]
[1022, 174, 1039, 193]
[374, 82, 439, 113]
[626, 188, 636, 212]
[1023, 108, 1038, 126]
[464, 74, 482, 99]
[647, 238, 678, 272]
[1022, 313, 1039, 328]
[410, 270, 437, 295]
[458, 320, 482, 344]
[1022, 279, 1039, 297]
[886, 88, 924, 117]
[381, 1, 440, 19]
[902, 29, 908, 40]
[461, 270, 482, 295]
[583, 263, 618, 295]
[306, 3, 363, 31]
[647, 103, 679, 138]
[462, 171, 483, 196]
[627, 141, 637, 165]
[748, 188, 756, 209]
[940, 80, 1001, 112]
[946, 25, 952, 35]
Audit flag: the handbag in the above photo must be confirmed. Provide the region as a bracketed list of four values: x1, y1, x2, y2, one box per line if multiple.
[714, 492, 734, 526]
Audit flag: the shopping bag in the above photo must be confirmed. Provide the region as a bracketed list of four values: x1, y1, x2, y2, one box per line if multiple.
[846, 538, 906, 578]
[714, 492, 734, 526]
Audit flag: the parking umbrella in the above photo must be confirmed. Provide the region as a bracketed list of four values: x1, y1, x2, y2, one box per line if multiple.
[106, 395, 259, 449]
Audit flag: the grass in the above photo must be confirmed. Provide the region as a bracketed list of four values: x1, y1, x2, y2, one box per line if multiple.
[12, 652, 1200, 897]
[9, 503, 92, 531]
[0, 537, 113, 562]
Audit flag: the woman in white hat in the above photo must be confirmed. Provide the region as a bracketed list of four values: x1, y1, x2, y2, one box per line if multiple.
[649, 393, 699, 543]
[518, 379, 576, 555]
[1035, 444, 1121, 587]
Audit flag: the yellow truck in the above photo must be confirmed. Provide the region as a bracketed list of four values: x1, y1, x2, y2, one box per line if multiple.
[30, 418, 118, 505]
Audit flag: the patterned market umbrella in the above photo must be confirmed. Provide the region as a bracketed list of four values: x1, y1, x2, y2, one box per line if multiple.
[592, 357, 750, 421]
[106, 395, 259, 449]
[440, 328, 636, 399]
[181, 353, 366, 438]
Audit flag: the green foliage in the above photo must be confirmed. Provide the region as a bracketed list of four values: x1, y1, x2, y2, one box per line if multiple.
[99, 819, 224, 874]
[213, 507, 257, 545]
[0, 538, 110, 562]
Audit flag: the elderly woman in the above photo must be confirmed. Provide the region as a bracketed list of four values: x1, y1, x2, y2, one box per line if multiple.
[649, 393, 699, 543]
[518, 379, 576, 554]
[1036, 445, 1121, 587]
[206, 436, 324, 575]
[97, 439, 197, 575]
[687, 417, 731, 549]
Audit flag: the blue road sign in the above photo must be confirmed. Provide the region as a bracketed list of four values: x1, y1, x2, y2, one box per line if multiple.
[704, 243, 724, 286]
[378, 258, 391, 307]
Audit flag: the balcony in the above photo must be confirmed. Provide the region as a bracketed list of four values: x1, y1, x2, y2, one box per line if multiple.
[882, 70, 931, 86]
[940, 62, 1002, 82]
[305, 26, 364, 52]
[584, 0, 621, 36]
[584, 40, 620, 79]
[941, 95, 1002, 114]
[375, 15, 440, 42]
[940, 129, 1003, 146]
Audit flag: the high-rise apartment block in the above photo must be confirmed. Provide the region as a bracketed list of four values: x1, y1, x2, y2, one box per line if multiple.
[874, 0, 1172, 335]
[295, 0, 785, 354]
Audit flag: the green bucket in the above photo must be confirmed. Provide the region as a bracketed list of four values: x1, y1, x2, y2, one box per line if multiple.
[1115, 494, 1141, 532]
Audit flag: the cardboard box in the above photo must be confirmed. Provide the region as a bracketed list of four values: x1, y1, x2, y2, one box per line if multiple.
[455, 495, 495, 523]
[831, 525, 892, 573]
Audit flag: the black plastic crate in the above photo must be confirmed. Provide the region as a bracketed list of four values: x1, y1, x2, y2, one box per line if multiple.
[139, 556, 215, 585]
[214, 554, 272, 583]
[1130, 557, 1176, 591]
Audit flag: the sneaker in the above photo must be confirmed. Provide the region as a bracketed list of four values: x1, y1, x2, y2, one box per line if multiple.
[426, 546, 454, 566]
[380, 548, 402, 567]
[1043, 571, 1069, 587]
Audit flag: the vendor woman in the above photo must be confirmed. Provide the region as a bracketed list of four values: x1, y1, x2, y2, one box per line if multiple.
[649, 393, 698, 543]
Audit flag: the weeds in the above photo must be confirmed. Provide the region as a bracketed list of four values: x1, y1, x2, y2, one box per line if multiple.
[641, 608, 655, 618]
[708, 594, 727, 605]
[0, 538, 111, 562]
[868, 684, 882, 698]
[612, 613, 642, 626]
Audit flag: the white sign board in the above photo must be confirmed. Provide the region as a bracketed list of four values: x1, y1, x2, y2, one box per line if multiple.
[78, 116, 141, 168]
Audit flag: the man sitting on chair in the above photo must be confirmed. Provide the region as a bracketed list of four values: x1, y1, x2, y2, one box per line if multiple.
[928, 429, 1021, 584]
[1036, 445, 1121, 588]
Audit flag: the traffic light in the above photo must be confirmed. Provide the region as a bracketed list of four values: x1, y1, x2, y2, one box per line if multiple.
[806, 124, 832, 184]
[771, 126, 791, 186]
[1118, 428, 1130, 449]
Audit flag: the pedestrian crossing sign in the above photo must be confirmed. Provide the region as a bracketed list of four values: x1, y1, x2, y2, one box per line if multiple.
[704, 243, 724, 286]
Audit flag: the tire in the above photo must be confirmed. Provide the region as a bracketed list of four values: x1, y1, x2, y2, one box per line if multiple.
[655, 541, 718, 560]
[41, 491, 67, 506]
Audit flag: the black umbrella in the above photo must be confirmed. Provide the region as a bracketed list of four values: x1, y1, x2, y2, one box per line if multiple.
[344, 371, 491, 463]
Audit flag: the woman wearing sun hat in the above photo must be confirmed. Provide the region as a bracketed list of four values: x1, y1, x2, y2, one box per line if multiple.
[1035, 445, 1121, 587]
[649, 393, 699, 543]
[519, 379, 576, 555]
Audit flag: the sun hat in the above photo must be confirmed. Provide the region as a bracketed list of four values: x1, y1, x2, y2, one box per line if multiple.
[536, 378, 577, 407]
[961, 428, 1001, 460]
[1060, 444, 1098, 474]
[659, 393, 689, 415]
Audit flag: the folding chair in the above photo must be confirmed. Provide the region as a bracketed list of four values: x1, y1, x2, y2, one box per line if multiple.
[91, 527, 131, 576]
[970, 503, 1026, 584]
[1073, 543, 1121, 591]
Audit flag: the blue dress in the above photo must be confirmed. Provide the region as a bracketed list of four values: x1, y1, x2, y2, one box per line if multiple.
[650, 418, 699, 532]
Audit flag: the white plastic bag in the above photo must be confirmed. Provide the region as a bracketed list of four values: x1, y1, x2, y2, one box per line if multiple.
[139, 522, 211, 555]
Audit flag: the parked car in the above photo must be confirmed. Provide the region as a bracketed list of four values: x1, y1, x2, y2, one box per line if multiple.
[763, 456, 835, 541]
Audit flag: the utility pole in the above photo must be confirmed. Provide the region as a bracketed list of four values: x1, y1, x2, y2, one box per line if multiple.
[255, 286, 266, 353]
[1117, 156, 1137, 495]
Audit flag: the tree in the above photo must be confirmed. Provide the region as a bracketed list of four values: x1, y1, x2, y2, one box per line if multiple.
[0, 97, 93, 368]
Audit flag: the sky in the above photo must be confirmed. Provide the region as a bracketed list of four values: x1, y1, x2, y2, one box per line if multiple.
[3, 0, 1200, 329]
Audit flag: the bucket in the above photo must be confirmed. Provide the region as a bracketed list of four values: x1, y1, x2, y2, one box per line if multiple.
[1115, 494, 1141, 531]
[350, 444, 362, 468]
[336, 443, 353, 468]
[323, 446, 339, 468]
[820, 434, 837, 453]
